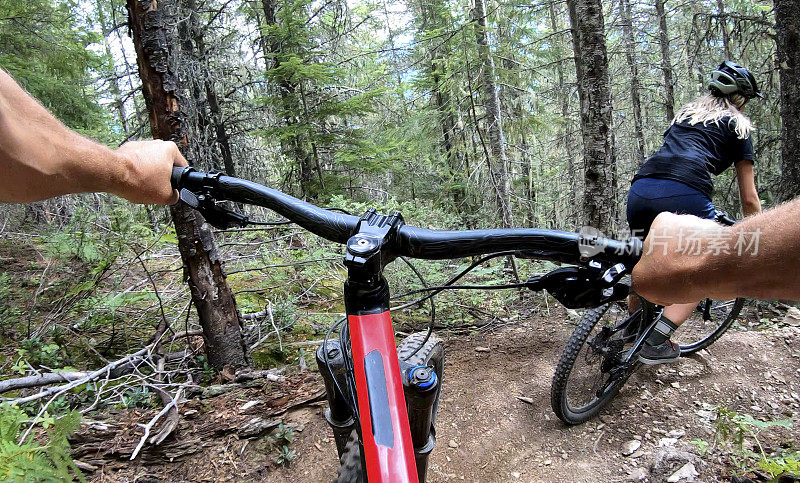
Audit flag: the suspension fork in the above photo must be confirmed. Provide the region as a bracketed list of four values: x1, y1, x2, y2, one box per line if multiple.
[316, 336, 356, 457]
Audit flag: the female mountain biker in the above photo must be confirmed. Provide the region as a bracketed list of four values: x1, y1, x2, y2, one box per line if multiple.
[627, 60, 763, 364]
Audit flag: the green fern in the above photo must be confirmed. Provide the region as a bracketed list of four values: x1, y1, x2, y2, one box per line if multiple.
[0, 404, 84, 482]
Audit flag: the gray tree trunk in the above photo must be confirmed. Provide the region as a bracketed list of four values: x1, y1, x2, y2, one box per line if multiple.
[655, 0, 675, 121]
[186, 3, 236, 177]
[619, 0, 645, 161]
[473, 0, 514, 227]
[777, 0, 800, 200]
[548, 3, 578, 226]
[127, 0, 248, 372]
[567, 0, 616, 232]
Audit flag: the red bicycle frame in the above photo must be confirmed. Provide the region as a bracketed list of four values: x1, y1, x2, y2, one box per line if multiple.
[333, 208, 433, 482]
[349, 311, 418, 482]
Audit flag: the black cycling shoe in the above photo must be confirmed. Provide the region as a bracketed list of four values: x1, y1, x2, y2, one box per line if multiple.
[638, 340, 681, 365]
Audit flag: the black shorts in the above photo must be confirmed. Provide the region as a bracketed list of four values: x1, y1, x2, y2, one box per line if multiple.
[626, 177, 716, 240]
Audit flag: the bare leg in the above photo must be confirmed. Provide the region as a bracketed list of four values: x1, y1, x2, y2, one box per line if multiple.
[628, 293, 641, 314]
[662, 302, 698, 326]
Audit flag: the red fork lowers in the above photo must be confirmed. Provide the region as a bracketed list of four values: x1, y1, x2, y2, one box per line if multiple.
[349, 311, 418, 483]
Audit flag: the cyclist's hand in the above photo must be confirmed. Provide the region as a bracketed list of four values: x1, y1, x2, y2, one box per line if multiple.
[113, 140, 188, 205]
[632, 212, 723, 305]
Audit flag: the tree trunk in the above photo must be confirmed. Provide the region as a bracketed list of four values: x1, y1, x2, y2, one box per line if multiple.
[567, 0, 616, 232]
[619, 0, 645, 161]
[655, 0, 675, 121]
[548, 3, 578, 225]
[473, 0, 513, 227]
[185, 5, 236, 177]
[414, 0, 464, 205]
[96, 0, 129, 135]
[126, 0, 248, 372]
[777, 0, 800, 200]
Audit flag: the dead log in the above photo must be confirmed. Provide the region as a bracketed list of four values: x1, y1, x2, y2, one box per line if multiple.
[0, 372, 88, 394]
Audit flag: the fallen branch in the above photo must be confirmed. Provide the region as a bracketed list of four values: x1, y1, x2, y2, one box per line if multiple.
[234, 368, 285, 383]
[6, 347, 150, 405]
[2, 330, 204, 398]
[241, 310, 267, 321]
[267, 303, 282, 352]
[109, 350, 189, 378]
[0, 371, 88, 394]
[249, 322, 293, 350]
[287, 340, 323, 348]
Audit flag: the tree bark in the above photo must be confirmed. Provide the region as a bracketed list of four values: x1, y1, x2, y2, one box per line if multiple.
[126, 0, 248, 372]
[567, 0, 616, 232]
[186, 4, 236, 177]
[716, 0, 732, 59]
[619, 0, 645, 161]
[473, 0, 513, 227]
[777, 0, 800, 200]
[655, 0, 675, 121]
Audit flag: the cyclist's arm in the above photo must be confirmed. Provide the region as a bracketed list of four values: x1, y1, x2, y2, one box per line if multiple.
[0, 68, 185, 204]
[632, 200, 800, 304]
[735, 160, 761, 216]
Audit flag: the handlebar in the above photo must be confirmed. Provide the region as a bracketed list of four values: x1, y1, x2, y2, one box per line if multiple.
[172, 166, 360, 243]
[171, 167, 642, 266]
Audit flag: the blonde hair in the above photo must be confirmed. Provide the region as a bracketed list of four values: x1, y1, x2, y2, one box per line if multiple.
[673, 94, 753, 139]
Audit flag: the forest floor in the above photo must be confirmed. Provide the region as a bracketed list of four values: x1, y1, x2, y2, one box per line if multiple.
[79, 305, 800, 483]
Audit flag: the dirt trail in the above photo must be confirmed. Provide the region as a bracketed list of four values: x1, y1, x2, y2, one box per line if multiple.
[86, 308, 800, 482]
[266, 310, 800, 483]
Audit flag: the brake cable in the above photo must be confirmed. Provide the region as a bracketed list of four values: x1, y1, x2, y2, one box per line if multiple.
[390, 251, 518, 312]
[198, 195, 518, 383]
[322, 316, 357, 416]
[398, 255, 435, 360]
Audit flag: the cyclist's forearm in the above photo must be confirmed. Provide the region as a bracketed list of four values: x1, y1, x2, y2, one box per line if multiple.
[735, 160, 761, 217]
[0, 68, 133, 202]
[711, 199, 800, 300]
[741, 197, 762, 217]
[633, 200, 800, 303]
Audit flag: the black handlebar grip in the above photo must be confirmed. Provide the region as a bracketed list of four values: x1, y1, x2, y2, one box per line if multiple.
[171, 166, 192, 189]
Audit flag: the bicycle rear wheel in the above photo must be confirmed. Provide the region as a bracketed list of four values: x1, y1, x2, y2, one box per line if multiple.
[551, 303, 640, 425]
[334, 332, 444, 483]
[673, 298, 745, 355]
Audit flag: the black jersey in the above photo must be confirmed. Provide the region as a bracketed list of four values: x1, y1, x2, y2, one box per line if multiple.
[633, 117, 754, 198]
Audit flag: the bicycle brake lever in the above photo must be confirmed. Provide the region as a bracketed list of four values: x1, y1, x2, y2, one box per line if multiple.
[601, 263, 628, 287]
[178, 189, 249, 229]
[179, 188, 200, 209]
